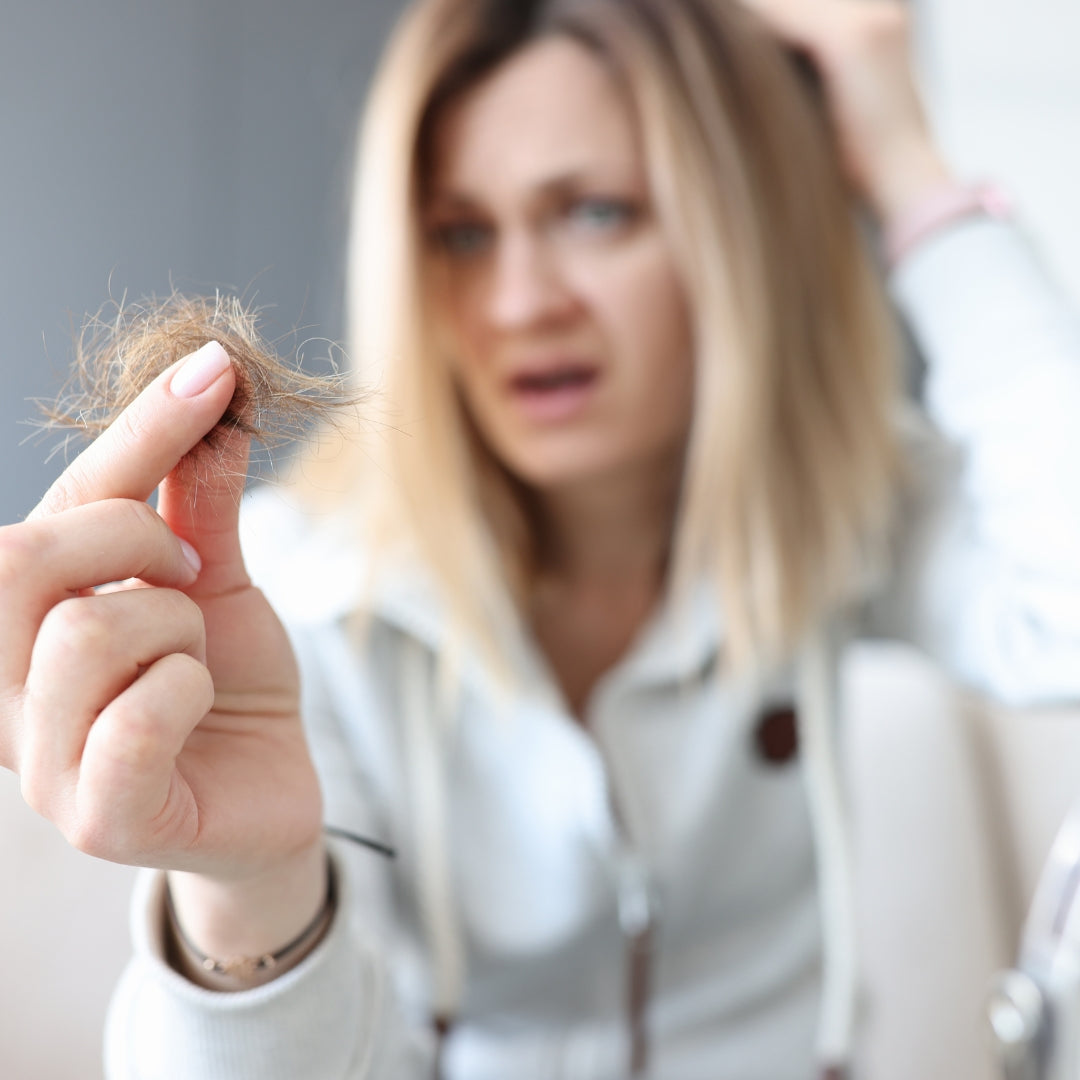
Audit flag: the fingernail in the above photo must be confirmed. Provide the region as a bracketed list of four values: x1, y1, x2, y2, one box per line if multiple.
[170, 341, 231, 399]
[179, 538, 203, 574]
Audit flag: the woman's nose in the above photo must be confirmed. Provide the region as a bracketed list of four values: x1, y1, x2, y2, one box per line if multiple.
[486, 233, 576, 331]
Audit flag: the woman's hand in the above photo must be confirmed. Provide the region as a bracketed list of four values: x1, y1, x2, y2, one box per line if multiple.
[0, 342, 326, 967]
[741, 0, 956, 226]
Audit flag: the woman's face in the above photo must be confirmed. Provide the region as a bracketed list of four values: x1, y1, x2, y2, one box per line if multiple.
[423, 37, 695, 494]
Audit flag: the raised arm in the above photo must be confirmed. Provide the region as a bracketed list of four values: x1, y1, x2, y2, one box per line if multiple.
[742, 0, 1080, 702]
[0, 343, 428, 1076]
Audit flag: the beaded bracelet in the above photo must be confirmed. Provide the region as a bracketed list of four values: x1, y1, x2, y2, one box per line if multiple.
[165, 856, 338, 980]
[164, 826, 394, 983]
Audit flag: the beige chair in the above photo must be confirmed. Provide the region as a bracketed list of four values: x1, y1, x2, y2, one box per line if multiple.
[0, 771, 135, 1080]
[0, 644, 1076, 1079]
[845, 643, 1080, 1080]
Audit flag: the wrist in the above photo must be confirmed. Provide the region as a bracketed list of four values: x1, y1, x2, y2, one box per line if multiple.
[882, 180, 1013, 268]
[166, 840, 329, 989]
[865, 132, 956, 227]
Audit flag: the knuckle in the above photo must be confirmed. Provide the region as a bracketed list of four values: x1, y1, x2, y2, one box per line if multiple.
[20, 765, 73, 835]
[184, 655, 216, 712]
[859, 4, 909, 47]
[161, 587, 203, 628]
[33, 488, 72, 520]
[115, 497, 164, 538]
[123, 724, 166, 769]
[19, 770, 52, 819]
[40, 598, 115, 662]
[0, 525, 39, 588]
[162, 652, 215, 718]
[829, 7, 907, 64]
[37, 468, 98, 518]
[111, 660, 211, 760]
[112, 402, 155, 454]
[65, 816, 118, 860]
[104, 707, 165, 770]
[117, 499, 179, 575]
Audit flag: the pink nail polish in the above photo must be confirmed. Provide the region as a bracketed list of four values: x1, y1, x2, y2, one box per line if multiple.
[170, 341, 231, 399]
[179, 538, 203, 574]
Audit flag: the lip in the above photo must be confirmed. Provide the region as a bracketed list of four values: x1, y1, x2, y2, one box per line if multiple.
[504, 357, 601, 423]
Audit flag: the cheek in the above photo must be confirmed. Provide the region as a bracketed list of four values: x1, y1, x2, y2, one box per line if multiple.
[428, 277, 466, 358]
[427, 260, 485, 356]
[426, 282, 487, 403]
[587, 253, 695, 417]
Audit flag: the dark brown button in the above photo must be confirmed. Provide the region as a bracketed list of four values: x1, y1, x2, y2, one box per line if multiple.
[753, 704, 799, 765]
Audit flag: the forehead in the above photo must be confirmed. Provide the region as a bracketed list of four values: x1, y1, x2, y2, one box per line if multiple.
[427, 36, 644, 198]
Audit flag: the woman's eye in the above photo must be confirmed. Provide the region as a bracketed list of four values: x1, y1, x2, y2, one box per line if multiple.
[566, 197, 636, 232]
[431, 222, 492, 257]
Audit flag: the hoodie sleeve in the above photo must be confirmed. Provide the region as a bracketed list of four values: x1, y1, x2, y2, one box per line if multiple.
[103, 501, 438, 1079]
[103, 853, 431, 1079]
[867, 216, 1080, 706]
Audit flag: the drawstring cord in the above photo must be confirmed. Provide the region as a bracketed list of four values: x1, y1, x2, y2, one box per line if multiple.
[403, 639, 465, 1076]
[405, 629, 856, 1079]
[798, 627, 858, 1077]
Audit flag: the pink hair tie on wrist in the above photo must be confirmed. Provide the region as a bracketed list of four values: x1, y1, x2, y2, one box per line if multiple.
[884, 182, 1013, 268]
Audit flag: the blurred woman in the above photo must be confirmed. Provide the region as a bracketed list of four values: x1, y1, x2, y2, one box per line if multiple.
[3, 1, 1079, 1078]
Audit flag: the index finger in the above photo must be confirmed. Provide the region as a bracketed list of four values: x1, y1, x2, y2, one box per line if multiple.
[30, 341, 236, 520]
[737, 0, 845, 52]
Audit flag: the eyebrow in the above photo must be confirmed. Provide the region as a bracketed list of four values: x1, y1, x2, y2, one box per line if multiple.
[426, 167, 641, 211]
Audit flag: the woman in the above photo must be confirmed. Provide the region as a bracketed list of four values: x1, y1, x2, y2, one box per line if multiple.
[2, 0, 1079, 1077]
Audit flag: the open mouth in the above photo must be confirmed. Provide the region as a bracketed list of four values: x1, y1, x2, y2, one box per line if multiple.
[508, 364, 599, 421]
[512, 367, 597, 394]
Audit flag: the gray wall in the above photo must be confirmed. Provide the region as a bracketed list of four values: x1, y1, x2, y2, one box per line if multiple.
[7, 1, 1079, 528]
[0, 0, 404, 523]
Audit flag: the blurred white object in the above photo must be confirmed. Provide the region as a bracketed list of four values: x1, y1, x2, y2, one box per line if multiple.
[916, 0, 1080, 305]
[988, 799, 1080, 1080]
[0, 642, 1014, 1080]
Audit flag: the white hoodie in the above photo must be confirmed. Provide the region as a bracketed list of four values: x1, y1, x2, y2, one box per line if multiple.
[105, 219, 1080, 1080]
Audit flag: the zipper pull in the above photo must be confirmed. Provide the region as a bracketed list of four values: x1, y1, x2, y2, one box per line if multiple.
[617, 855, 657, 940]
[616, 853, 657, 1076]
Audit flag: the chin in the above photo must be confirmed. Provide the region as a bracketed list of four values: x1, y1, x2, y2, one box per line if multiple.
[495, 436, 639, 493]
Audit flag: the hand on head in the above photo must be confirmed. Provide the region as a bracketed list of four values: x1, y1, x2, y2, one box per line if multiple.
[740, 0, 955, 222]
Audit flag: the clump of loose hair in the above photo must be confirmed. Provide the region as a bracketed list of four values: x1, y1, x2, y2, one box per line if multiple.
[38, 292, 361, 463]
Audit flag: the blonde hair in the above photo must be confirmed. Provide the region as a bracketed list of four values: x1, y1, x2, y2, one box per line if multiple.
[322, 0, 901, 668]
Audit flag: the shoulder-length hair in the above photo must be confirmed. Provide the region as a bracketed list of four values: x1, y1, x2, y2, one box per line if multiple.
[332, 0, 901, 669]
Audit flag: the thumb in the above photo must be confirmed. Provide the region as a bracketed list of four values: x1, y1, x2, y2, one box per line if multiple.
[157, 422, 253, 598]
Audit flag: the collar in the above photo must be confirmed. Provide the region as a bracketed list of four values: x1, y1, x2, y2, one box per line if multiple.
[240, 486, 723, 698]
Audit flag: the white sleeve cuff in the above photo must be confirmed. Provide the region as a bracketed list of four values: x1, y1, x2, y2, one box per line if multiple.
[104, 857, 394, 1080]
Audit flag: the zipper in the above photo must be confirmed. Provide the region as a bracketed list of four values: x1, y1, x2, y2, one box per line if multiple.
[587, 670, 660, 1078]
[616, 852, 656, 941]
[615, 847, 658, 1076]
[598, 745, 659, 1080]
